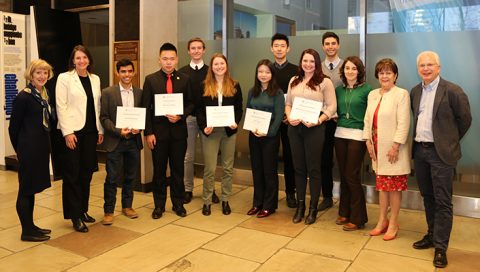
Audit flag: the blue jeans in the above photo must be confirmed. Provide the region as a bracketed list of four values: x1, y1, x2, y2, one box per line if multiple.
[104, 138, 140, 213]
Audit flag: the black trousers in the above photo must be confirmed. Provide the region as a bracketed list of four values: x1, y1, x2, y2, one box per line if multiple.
[414, 142, 455, 250]
[288, 124, 325, 206]
[16, 193, 35, 234]
[151, 138, 187, 209]
[249, 133, 280, 211]
[280, 122, 295, 194]
[62, 132, 97, 219]
[321, 120, 336, 198]
[335, 137, 368, 226]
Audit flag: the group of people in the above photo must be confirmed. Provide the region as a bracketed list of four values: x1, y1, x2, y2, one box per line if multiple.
[9, 32, 471, 269]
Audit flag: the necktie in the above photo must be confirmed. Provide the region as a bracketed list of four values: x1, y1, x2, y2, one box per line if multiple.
[329, 63, 334, 70]
[166, 74, 173, 94]
[195, 65, 198, 70]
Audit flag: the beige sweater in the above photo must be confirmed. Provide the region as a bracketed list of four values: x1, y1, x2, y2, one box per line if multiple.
[363, 86, 411, 175]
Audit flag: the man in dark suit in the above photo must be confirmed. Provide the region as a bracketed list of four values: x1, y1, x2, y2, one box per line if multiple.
[142, 43, 194, 219]
[411, 51, 472, 268]
[100, 59, 143, 225]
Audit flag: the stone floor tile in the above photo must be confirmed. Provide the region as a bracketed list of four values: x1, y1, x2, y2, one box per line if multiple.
[110, 207, 179, 234]
[347, 249, 434, 272]
[436, 248, 480, 272]
[174, 208, 250, 234]
[239, 209, 308, 237]
[365, 229, 432, 260]
[0, 205, 57, 229]
[0, 247, 12, 258]
[449, 216, 480, 253]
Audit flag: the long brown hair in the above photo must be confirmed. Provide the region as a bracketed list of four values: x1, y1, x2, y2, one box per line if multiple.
[290, 48, 326, 90]
[252, 59, 279, 97]
[203, 53, 236, 98]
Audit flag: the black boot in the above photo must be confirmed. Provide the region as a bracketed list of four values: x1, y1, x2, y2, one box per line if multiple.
[305, 201, 319, 225]
[292, 200, 306, 223]
[286, 193, 297, 208]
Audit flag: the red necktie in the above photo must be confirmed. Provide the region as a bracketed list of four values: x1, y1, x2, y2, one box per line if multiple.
[167, 74, 173, 94]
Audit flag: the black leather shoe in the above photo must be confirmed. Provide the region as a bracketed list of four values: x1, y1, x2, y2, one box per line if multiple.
[247, 206, 261, 215]
[257, 209, 275, 218]
[286, 193, 297, 208]
[318, 198, 333, 211]
[81, 212, 96, 223]
[433, 248, 448, 268]
[222, 201, 231, 215]
[34, 225, 51, 235]
[151, 207, 164, 219]
[21, 233, 50, 242]
[292, 200, 306, 223]
[172, 205, 187, 217]
[202, 204, 211, 216]
[305, 208, 318, 225]
[72, 218, 88, 233]
[212, 191, 220, 204]
[183, 191, 193, 204]
[413, 234, 434, 249]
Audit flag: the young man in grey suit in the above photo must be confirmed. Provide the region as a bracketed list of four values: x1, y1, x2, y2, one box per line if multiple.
[100, 59, 143, 225]
[411, 51, 472, 268]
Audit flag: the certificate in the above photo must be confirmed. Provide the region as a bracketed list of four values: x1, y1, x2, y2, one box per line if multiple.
[243, 108, 272, 135]
[116, 106, 146, 130]
[206, 106, 235, 127]
[289, 97, 323, 123]
[154, 93, 183, 116]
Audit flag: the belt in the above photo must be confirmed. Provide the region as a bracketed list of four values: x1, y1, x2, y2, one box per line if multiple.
[416, 141, 434, 148]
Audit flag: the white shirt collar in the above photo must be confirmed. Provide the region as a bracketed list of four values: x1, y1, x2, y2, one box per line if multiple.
[190, 60, 205, 70]
[119, 83, 133, 92]
[325, 57, 341, 68]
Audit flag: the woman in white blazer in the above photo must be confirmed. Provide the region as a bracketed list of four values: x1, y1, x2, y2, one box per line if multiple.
[56, 45, 104, 233]
[363, 58, 410, 241]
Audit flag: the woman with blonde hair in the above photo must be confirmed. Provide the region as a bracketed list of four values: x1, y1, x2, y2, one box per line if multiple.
[9, 59, 54, 241]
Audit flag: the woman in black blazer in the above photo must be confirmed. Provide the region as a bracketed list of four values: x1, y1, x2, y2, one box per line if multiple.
[9, 59, 54, 242]
[196, 53, 243, 216]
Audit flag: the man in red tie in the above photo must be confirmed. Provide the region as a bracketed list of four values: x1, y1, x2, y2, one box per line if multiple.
[142, 43, 194, 219]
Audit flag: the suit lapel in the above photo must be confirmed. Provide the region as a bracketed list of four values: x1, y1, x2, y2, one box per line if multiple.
[432, 78, 447, 118]
[114, 85, 123, 107]
[133, 87, 142, 107]
[412, 85, 422, 118]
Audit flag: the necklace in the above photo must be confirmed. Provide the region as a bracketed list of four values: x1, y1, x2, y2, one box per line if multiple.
[344, 87, 354, 119]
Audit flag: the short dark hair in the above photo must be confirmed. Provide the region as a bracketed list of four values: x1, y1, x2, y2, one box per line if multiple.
[375, 58, 399, 83]
[322, 31, 340, 45]
[116, 58, 134, 72]
[252, 59, 279, 98]
[160, 42, 177, 54]
[340, 56, 366, 88]
[187, 37, 205, 50]
[271, 33, 289, 47]
[69, 45, 94, 72]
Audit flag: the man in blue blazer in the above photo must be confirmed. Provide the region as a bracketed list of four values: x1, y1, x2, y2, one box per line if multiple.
[142, 43, 194, 219]
[410, 51, 472, 268]
[100, 59, 143, 225]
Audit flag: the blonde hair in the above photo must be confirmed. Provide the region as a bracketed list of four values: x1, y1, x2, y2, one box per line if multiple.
[24, 59, 54, 81]
[203, 53, 237, 98]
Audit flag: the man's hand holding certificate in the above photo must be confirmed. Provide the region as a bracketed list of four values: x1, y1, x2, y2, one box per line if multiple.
[289, 97, 323, 124]
[116, 106, 146, 130]
[206, 105, 235, 127]
[154, 93, 184, 116]
[243, 108, 271, 135]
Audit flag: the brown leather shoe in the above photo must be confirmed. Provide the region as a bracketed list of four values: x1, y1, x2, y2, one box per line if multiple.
[122, 208, 139, 219]
[102, 213, 114, 225]
[342, 222, 365, 231]
[335, 216, 349, 225]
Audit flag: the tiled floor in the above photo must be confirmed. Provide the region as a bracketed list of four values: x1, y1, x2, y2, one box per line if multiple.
[1, 166, 480, 272]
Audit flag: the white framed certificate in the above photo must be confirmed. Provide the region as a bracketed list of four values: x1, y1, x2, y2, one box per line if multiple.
[154, 93, 183, 116]
[116, 106, 146, 130]
[289, 97, 323, 124]
[206, 105, 235, 127]
[243, 108, 272, 135]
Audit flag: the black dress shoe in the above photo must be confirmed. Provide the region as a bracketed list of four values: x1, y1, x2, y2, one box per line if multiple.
[318, 198, 333, 211]
[72, 218, 88, 233]
[413, 234, 434, 249]
[433, 248, 448, 268]
[21, 233, 50, 242]
[183, 191, 193, 204]
[212, 191, 220, 204]
[305, 208, 318, 225]
[292, 200, 306, 224]
[222, 201, 231, 215]
[257, 209, 275, 218]
[286, 193, 297, 208]
[202, 204, 211, 216]
[81, 212, 96, 223]
[247, 206, 261, 215]
[34, 225, 51, 235]
[151, 207, 164, 219]
[172, 205, 187, 217]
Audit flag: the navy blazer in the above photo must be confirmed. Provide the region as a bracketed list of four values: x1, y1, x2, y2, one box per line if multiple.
[142, 70, 194, 141]
[411, 77, 472, 166]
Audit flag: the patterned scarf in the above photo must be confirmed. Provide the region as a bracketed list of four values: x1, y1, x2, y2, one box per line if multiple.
[29, 83, 52, 131]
